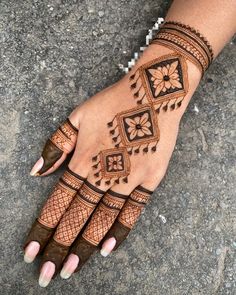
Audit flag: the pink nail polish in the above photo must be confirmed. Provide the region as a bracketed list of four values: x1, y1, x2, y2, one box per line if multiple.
[100, 237, 116, 257]
[60, 254, 79, 279]
[38, 261, 55, 288]
[30, 157, 44, 176]
[24, 241, 40, 263]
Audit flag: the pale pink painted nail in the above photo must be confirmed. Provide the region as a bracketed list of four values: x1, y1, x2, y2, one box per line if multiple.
[30, 157, 44, 176]
[24, 241, 40, 263]
[60, 254, 79, 279]
[100, 237, 116, 257]
[38, 261, 55, 288]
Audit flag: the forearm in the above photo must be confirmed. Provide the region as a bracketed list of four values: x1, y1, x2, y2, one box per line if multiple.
[119, 0, 236, 121]
[165, 0, 236, 57]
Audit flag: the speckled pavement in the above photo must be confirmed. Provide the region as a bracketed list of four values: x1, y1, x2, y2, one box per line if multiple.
[0, 1, 235, 294]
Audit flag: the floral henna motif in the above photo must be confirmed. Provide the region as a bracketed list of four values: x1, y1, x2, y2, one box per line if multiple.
[93, 56, 187, 187]
[82, 191, 128, 246]
[50, 118, 78, 154]
[107, 105, 160, 154]
[92, 148, 131, 186]
[129, 53, 189, 111]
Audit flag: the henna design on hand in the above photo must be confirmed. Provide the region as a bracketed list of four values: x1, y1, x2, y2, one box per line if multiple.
[91, 22, 214, 186]
[108, 105, 160, 154]
[24, 170, 85, 253]
[82, 191, 128, 246]
[92, 148, 131, 186]
[53, 181, 104, 246]
[151, 21, 214, 76]
[129, 53, 189, 111]
[38, 169, 84, 228]
[102, 186, 153, 251]
[118, 186, 151, 229]
[38, 118, 78, 175]
[50, 118, 78, 154]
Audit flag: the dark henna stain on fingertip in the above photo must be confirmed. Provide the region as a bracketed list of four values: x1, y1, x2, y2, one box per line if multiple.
[37, 140, 63, 175]
[23, 220, 55, 253]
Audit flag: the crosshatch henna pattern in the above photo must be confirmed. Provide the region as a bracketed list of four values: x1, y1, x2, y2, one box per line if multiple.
[53, 183, 104, 246]
[118, 186, 151, 229]
[50, 118, 78, 154]
[92, 148, 131, 186]
[82, 191, 128, 246]
[38, 169, 84, 228]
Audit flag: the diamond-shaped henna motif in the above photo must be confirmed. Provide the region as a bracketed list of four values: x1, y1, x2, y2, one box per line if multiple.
[92, 147, 131, 186]
[129, 53, 189, 111]
[107, 105, 160, 155]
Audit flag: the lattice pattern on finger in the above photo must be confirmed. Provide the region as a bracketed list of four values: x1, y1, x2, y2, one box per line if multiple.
[61, 169, 84, 190]
[38, 182, 77, 228]
[50, 119, 78, 154]
[118, 186, 152, 229]
[82, 191, 127, 246]
[82, 203, 118, 246]
[53, 196, 96, 246]
[60, 119, 78, 140]
[118, 201, 143, 229]
[130, 188, 150, 204]
[78, 181, 104, 204]
[102, 191, 127, 210]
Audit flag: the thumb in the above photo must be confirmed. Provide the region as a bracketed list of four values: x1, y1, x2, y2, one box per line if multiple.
[30, 118, 78, 176]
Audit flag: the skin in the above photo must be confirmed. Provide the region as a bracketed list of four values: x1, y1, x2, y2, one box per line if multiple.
[25, 0, 236, 288]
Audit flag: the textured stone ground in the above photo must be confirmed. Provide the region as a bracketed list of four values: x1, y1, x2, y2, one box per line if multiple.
[0, 1, 235, 294]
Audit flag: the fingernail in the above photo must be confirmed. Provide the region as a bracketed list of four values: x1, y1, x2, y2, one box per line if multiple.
[60, 254, 79, 279]
[100, 237, 116, 257]
[38, 261, 55, 288]
[30, 157, 44, 176]
[24, 241, 40, 263]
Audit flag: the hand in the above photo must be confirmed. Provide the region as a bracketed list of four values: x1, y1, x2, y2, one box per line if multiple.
[24, 42, 201, 287]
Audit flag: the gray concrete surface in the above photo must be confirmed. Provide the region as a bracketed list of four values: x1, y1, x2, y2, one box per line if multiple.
[0, 1, 235, 294]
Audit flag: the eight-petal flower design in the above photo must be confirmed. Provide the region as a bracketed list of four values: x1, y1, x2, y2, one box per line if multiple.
[148, 60, 182, 97]
[125, 113, 152, 140]
[107, 155, 123, 171]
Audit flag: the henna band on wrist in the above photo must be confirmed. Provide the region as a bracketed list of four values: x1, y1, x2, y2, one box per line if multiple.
[151, 21, 214, 76]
